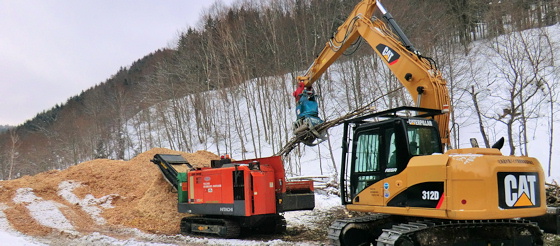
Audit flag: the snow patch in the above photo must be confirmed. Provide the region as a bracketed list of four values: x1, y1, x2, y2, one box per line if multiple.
[179, 237, 309, 246]
[284, 193, 342, 229]
[68, 232, 174, 246]
[57, 180, 119, 225]
[68, 229, 312, 246]
[13, 188, 76, 234]
[0, 203, 45, 245]
[450, 154, 483, 165]
[0, 230, 46, 246]
[0, 203, 13, 231]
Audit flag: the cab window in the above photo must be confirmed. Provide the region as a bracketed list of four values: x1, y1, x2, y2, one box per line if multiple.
[407, 126, 441, 155]
[351, 127, 399, 198]
[352, 131, 381, 197]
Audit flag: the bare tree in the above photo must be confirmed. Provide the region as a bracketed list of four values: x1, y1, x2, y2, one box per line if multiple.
[485, 28, 551, 155]
[468, 85, 491, 148]
[7, 129, 20, 180]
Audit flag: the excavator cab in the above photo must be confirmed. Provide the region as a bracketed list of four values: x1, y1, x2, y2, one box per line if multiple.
[341, 107, 443, 202]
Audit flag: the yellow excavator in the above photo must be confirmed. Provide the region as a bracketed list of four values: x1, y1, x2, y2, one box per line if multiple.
[292, 0, 550, 245]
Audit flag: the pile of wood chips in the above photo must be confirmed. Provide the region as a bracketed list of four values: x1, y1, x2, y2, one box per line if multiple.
[0, 148, 218, 236]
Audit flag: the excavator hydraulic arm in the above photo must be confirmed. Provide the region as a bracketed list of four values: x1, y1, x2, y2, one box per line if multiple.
[297, 0, 450, 145]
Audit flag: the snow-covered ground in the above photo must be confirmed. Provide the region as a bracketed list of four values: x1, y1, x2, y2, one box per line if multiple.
[0, 180, 340, 245]
[0, 203, 44, 246]
[0, 231, 42, 246]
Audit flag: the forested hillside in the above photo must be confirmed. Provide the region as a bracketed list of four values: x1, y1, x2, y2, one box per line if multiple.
[0, 0, 558, 180]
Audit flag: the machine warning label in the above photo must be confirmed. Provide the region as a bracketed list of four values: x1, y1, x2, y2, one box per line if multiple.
[498, 172, 540, 209]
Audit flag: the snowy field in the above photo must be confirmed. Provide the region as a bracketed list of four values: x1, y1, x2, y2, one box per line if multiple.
[0, 187, 340, 245]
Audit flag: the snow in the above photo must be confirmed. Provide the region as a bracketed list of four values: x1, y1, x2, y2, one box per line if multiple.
[449, 154, 483, 165]
[449, 23, 560, 180]
[0, 203, 46, 246]
[13, 188, 77, 234]
[62, 232, 173, 246]
[0, 180, 339, 245]
[0, 231, 45, 246]
[57, 180, 119, 225]
[284, 193, 341, 229]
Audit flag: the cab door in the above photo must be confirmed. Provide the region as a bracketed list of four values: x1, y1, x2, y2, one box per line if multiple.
[349, 120, 407, 202]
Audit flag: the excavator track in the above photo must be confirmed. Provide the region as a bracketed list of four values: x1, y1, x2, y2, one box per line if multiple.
[377, 219, 543, 246]
[327, 214, 394, 246]
[328, 215, 544, 246]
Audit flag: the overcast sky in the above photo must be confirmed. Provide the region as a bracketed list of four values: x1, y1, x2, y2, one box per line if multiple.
[0, 0, 233, 126]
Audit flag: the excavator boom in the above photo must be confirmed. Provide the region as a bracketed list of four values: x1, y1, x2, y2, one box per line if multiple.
[296, 0, 450, 145]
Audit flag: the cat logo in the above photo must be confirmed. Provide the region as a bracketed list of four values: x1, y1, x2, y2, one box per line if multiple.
[498, 172, 540, 209]
[376, 44, 400, 65]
